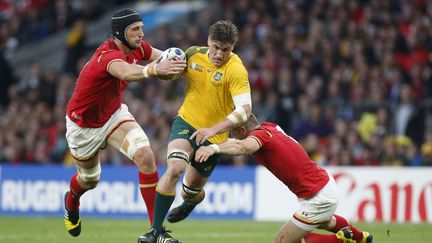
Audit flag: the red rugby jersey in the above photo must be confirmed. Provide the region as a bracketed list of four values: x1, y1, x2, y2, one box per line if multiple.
[250, 122, 329, 199]
[67, 39, 152, 128]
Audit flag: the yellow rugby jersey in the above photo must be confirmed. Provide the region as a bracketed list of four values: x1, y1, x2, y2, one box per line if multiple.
[178, 46, 251, 144]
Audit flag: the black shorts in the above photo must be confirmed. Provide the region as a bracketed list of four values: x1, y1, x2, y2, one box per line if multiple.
[168, 116, 220, 177]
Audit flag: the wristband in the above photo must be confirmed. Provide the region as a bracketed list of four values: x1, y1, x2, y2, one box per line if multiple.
[153, 64, 158, 76]
[142, 65, 149, 78]
[209, 144, 220, 153]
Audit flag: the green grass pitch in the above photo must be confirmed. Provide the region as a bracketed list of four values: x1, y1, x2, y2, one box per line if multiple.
[0, 216, 431, 242]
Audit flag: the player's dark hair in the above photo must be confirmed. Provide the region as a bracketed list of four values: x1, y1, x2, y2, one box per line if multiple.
[111, 8, 142, 49]
[209, 20, 239, 45]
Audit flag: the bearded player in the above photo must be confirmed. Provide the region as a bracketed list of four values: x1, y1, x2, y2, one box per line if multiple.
[138, 20, 252, 243]
[63, 8, 186, 240]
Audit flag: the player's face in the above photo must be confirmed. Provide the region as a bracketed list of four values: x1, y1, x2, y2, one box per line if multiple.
[207, 38, 234, 67]
[125, 21, 144, 49]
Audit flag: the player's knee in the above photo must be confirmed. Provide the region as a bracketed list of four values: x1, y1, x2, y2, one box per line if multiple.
[77, 164, 101, 189]
[165, 162, 186, 180]
[318, 215, 336, 231]
[133, 146, 155, 169]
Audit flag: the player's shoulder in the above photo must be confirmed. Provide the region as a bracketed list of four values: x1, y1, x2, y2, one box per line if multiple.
[226, 53, 246, 71]
[261, 122, 277, 130]
[96, 40, 122, 54]
[254, 123, 277, 136]
[93, 39, 125, 60]
[185, 46, 208, 59]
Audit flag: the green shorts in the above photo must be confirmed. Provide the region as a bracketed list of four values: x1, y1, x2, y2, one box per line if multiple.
[168, 116, 220, 177]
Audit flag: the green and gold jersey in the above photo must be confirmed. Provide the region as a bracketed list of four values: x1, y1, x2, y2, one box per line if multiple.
[178, 46, 251, 144]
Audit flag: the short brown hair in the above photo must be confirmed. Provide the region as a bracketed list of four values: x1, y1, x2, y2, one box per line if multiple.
[244, 113, 260, 132]
[208, 20, 239, 45]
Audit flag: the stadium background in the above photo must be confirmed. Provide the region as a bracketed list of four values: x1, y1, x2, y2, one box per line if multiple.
[1, 0, 432, 242]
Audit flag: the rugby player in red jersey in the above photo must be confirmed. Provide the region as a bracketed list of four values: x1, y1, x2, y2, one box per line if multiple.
[63, 8, 186, 240]
[195, 114, 373, 243]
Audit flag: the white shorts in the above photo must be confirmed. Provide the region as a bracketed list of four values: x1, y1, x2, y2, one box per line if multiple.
[66, 104, 136, 160]
[291, 175, 339, 231]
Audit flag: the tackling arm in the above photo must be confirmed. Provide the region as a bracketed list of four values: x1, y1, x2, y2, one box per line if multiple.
[195, 137, 261, 163]
[212, 102, 252, 133]
[190, 93, 252, 145]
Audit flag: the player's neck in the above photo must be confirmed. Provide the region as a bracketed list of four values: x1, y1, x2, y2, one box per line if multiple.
[113, 38, 132, 54]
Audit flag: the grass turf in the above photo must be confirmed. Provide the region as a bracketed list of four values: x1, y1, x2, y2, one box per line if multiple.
[0, 216, 431, 242]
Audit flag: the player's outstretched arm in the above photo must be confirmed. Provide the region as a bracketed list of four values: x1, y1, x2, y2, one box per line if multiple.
[195, 137, 260, 163]
[190, 102, 252, 145]
[107, 57, 186, 82]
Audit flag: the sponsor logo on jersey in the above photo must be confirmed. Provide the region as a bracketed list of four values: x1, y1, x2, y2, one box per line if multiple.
[190, 62, 203, 72]
[71, 112, 82, 120]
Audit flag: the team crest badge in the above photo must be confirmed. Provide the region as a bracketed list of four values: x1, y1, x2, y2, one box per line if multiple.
[214, 72, 223, 81]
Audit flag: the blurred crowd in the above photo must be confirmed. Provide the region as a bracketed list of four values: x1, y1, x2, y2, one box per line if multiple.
[0, 0, 135, 56]
[1, 0, 432, 167]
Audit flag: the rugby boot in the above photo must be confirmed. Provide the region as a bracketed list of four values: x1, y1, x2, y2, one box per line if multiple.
[63, 191, 81, 237]
[138, 227, 158, 243]
[360, 231, 373, 243]
[157, 228, 181, 243]
[336, 227, 356, 243]
[166, 202, 196, 223]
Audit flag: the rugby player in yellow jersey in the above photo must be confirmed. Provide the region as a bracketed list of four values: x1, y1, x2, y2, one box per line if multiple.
[138, 20, 252, 243]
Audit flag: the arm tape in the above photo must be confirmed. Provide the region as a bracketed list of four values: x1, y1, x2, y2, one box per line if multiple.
[229, 93, 251, 124]
[234, 106, 248, 122]
[233, 93, 251, 108]
[226, 106, 247, 125]
[227, 113, 240, 125]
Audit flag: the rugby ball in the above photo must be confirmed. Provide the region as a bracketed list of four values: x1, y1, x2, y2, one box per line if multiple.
[159, 47, 186, 80]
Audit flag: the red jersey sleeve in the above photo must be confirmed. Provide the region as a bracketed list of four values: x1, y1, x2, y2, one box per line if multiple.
[250, 128, 272, 148]
[96, 50, 126, 72]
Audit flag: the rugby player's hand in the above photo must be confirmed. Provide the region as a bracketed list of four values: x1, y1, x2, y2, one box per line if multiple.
[154, 55, 186, 77]
[190, 128, 217, 145]
[195, 146, 215, 163]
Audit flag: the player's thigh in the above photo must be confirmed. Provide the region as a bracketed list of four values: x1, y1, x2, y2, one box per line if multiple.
[291, 178, 338, 232]
[107, 121, 141, 149]
[275, 220, 308, 243]
[166, 138, 194, 173]
[168, 138, 194, 155]
[167, 116, 197, 148]
[183, 164, 209, 189]
[167, 116, 197, 164]
[107, 121, 152, 160]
